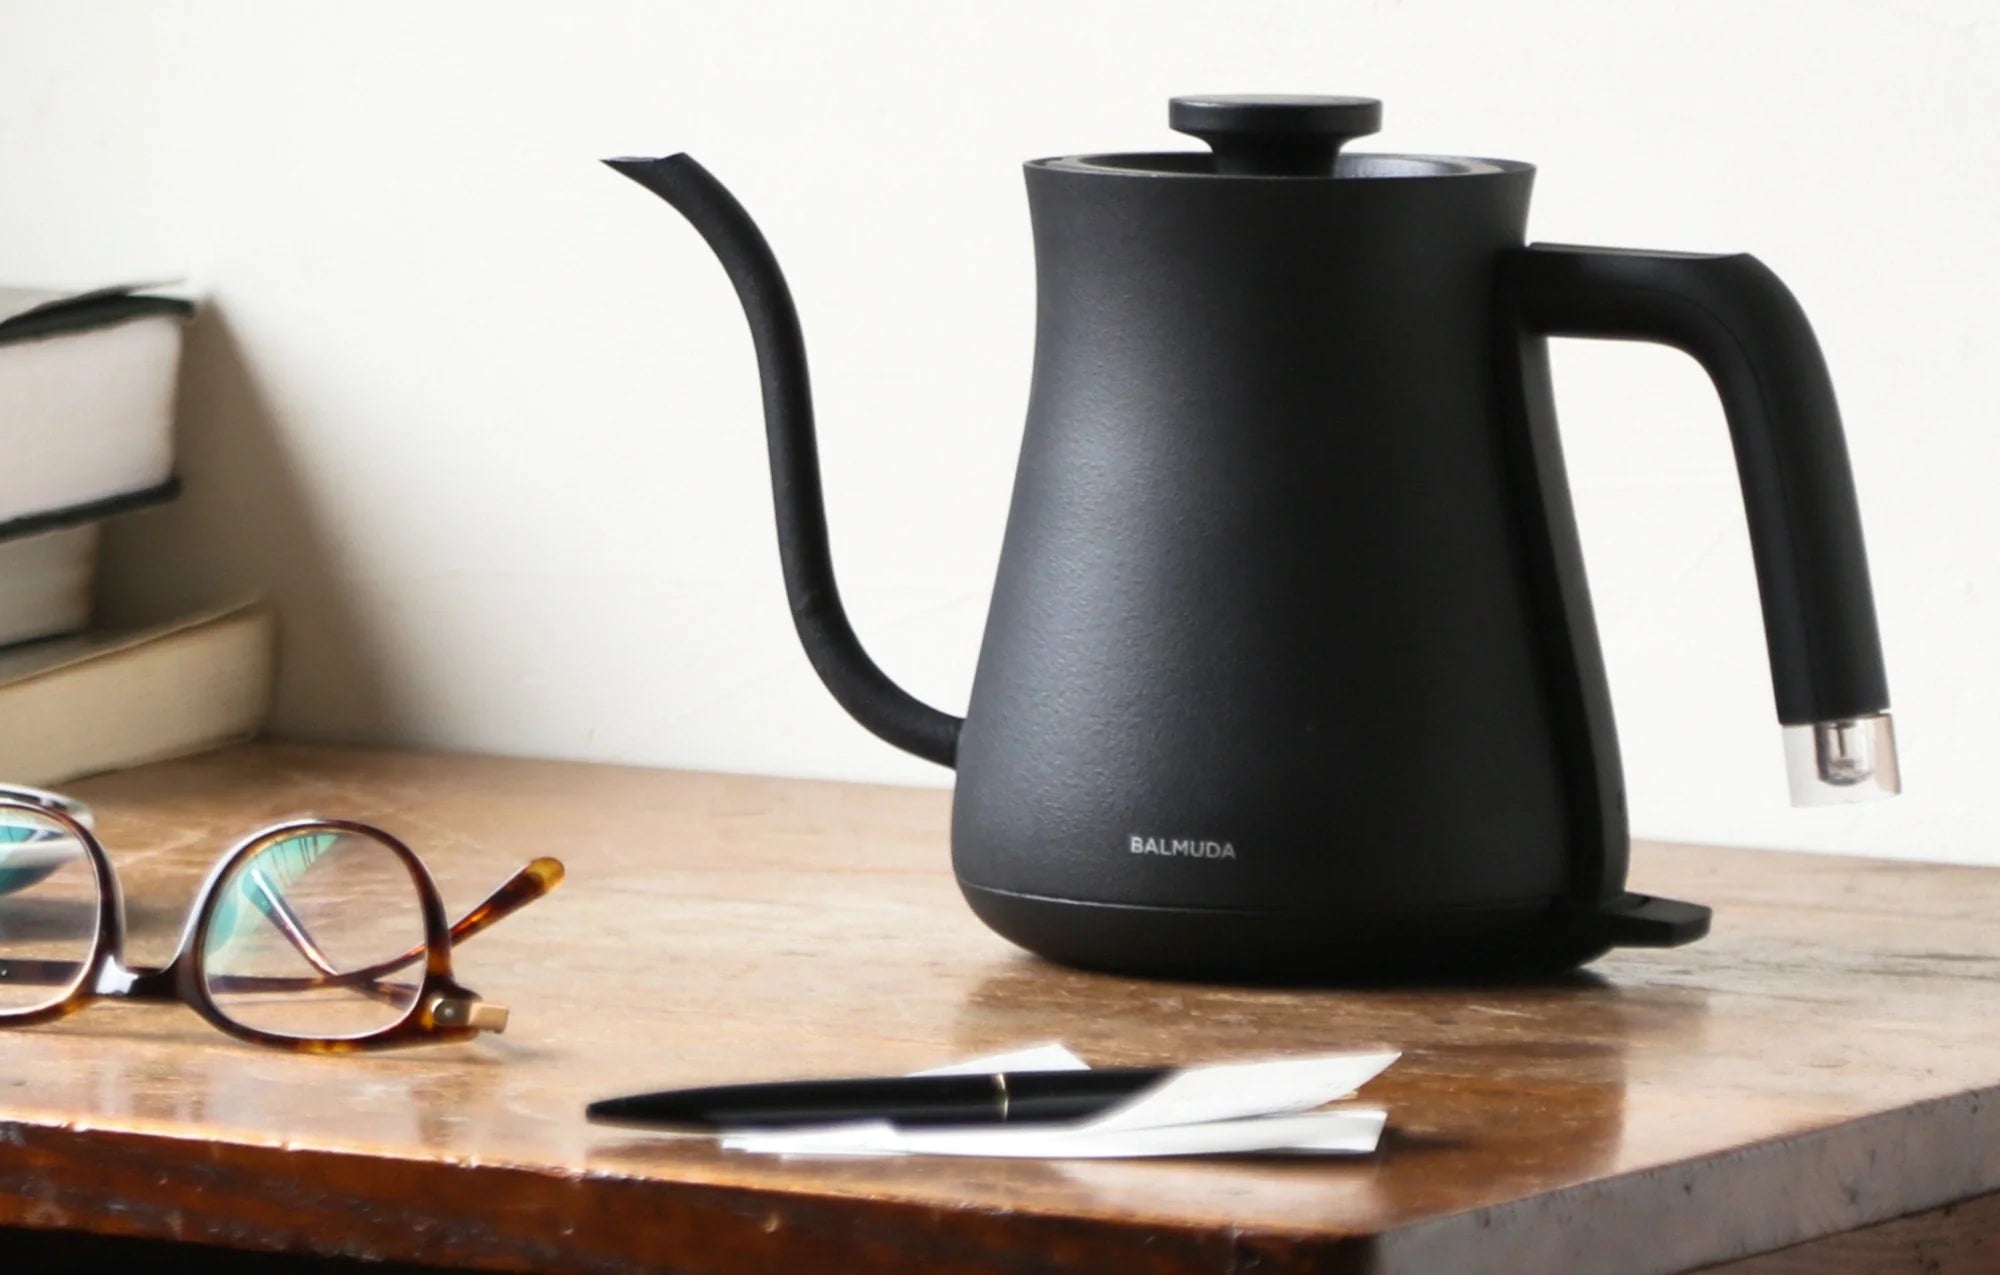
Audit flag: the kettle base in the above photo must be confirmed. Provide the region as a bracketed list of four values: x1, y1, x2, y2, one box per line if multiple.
[959, 882, 1710, 984]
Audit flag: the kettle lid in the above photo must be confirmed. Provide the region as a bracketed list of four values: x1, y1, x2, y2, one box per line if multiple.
[1169, 95, 1382, 176]
[1030, 95, 1518, 181]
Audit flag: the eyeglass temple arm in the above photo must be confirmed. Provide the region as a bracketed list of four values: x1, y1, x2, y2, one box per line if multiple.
[255, 856, 567, 989]
[13, 959, 420, 1007]
[0, 859, 564, 1007]
[243, 856, 564, 979]
[216, 857, 563, 1020]
[0, 831, 343, 986]
[212, 866, 406, 1009]
[0, 957, 140, 992]
[247, 868, 345, 976]
[446, 856, 566, 946]
[0, 891, 418, 1001]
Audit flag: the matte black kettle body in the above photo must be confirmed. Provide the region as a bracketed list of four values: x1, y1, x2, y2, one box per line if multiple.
[610, 95, 1897, 981]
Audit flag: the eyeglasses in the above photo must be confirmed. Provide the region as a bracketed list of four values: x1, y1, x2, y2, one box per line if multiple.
[0, 786, 563, 1051]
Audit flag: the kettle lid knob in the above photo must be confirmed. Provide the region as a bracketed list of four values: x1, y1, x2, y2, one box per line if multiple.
[1169, 94, 1383, 176]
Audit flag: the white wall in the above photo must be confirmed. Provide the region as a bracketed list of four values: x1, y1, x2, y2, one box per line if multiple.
[1, 1, 1993, 863]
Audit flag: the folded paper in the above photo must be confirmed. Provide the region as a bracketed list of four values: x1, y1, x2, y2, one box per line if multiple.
[721, 1045, 1398, 1160]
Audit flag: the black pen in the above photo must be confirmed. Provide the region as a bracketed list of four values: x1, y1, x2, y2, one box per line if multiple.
[586, 1067, 1172, 1130]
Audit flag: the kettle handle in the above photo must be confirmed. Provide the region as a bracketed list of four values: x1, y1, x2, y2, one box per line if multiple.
[1505, 244, 1896, 807]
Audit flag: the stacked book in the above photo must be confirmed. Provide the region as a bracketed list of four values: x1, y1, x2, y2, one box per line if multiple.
[0, 285, 274, 786]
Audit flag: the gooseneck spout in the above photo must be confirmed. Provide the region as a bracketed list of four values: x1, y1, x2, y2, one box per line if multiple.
[606, 154, 962, 767]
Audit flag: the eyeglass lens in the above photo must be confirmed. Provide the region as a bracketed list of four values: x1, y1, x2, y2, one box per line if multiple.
[0, 805, 101, 1015]
[200, 827, 428, 1040]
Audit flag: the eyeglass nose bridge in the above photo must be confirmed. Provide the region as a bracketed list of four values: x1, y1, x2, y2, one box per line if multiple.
[103, 960, 180, 1002]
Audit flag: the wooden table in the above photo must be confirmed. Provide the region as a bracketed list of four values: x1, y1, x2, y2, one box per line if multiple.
[0, 742, 1995, 1273]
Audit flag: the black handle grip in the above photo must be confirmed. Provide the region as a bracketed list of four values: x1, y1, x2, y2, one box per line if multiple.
[1509, 244, 1890, 726]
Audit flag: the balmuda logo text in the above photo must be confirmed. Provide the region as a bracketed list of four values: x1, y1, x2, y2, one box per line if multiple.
[1129, 835, 1237, 860]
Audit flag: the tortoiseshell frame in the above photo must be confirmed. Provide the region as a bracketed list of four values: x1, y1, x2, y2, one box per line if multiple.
[0, 798, 563, 1052]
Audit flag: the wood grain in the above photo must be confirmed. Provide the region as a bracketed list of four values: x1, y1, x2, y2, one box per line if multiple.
[1697, 1190, 2000, 1274]
[0, 742, 1995, 1273]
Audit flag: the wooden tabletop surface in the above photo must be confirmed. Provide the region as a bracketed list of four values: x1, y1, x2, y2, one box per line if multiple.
[0, 742, 1996, 1273]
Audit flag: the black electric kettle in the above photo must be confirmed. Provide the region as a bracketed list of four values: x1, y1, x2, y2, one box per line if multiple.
[608, 94, 1898, 981]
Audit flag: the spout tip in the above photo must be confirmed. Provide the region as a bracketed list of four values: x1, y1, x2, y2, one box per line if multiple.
[602, 154, 708, 199]
[602, 153, 691, 173]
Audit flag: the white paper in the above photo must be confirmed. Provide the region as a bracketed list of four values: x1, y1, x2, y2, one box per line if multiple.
[722, 1107, 1387, 1159]
[1080, 1050, 1399, 1133]
[721, 1048, 1399, 1160]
